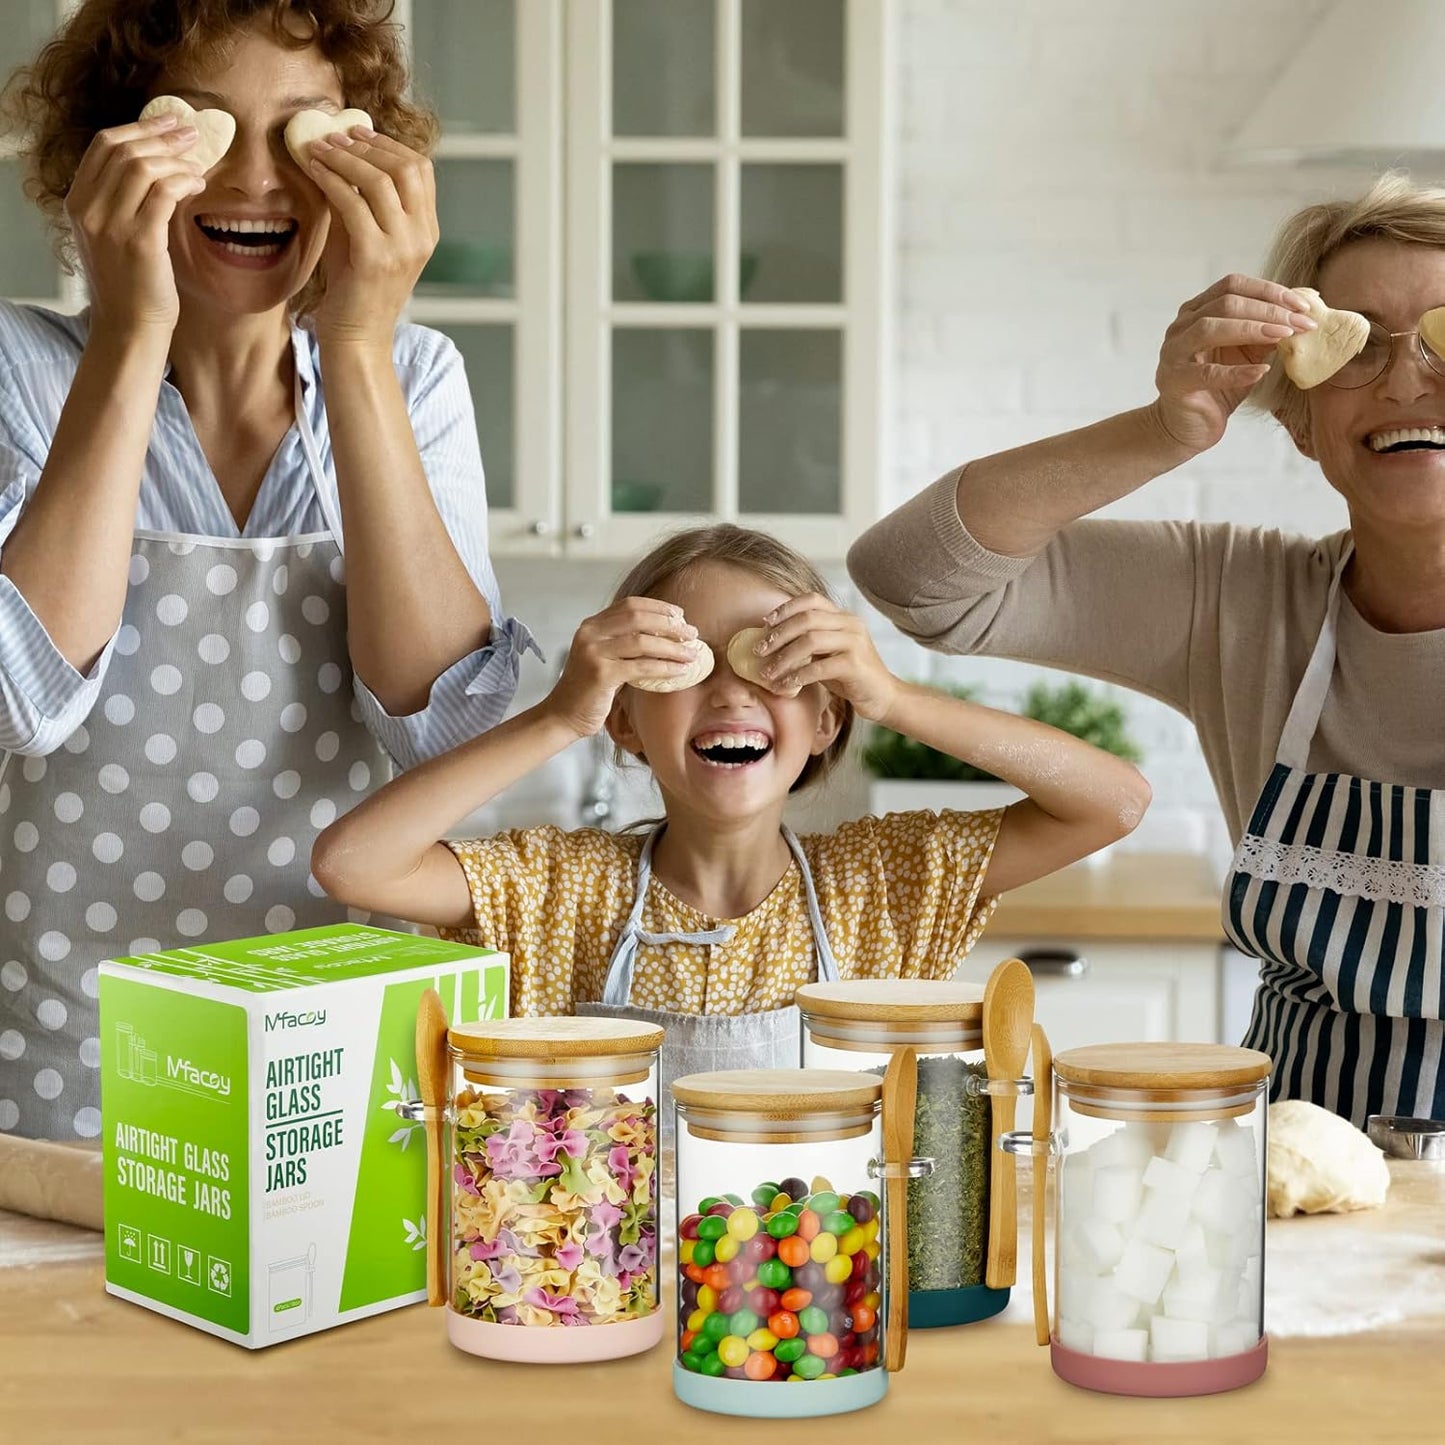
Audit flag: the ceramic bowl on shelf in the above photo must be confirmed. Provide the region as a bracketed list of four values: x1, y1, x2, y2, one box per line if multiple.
[630, 250, 760, 303]
[420, 240, 511, 289]
[610, 479, 664, 512]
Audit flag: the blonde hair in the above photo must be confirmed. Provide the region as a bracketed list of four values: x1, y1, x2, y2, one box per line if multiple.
[1250, 170, 1445, 438]
[610, 524, 855, 793]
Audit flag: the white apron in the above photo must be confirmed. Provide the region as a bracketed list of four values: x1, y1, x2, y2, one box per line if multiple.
[575, 823, 842, 1148]
[1225, 542, 1445, 1126]
[0, 370, 388, 1140]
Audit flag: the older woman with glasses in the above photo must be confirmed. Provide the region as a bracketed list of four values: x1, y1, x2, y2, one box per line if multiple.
[848, 172, 1445, 1129]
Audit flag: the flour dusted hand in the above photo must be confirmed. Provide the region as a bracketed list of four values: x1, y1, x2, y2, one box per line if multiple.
[1266, 1100, 1390, 1218]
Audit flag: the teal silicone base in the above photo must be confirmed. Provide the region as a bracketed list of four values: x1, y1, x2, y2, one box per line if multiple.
[909, 1284, 1010, 1329]
[673, 1361, 889, 1418]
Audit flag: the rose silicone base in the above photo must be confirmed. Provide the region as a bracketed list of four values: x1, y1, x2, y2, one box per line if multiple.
[1050, 1333, 1269, 1397]
[446, 1306, 665, 1363]
[673, 1361, 888, 1418]
[909, 1283, 1010, 1329]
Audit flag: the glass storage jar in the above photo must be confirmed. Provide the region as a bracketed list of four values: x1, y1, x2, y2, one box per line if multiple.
[671, 1066, 923, 1418]
[796, 979, 1033, 1327]
[1011, 1042, 1271, 1397]
[437, 1017, 665, 1362]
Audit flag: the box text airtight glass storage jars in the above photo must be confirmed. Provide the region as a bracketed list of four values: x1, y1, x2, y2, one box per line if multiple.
[1043, 1043, 1271, 1397]
[671, 1067, 923, 1418]
[796, 979, 1032, 1327]
[438, 1018, 665, 1362]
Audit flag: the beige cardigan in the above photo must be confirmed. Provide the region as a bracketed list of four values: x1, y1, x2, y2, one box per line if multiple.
[846, 471, 1445, 844]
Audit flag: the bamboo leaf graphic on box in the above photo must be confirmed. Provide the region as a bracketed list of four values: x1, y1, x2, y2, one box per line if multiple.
[403, 1216, 426, 1251]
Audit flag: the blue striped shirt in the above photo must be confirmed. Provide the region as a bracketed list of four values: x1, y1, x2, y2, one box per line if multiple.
[0, 301, 536, 767]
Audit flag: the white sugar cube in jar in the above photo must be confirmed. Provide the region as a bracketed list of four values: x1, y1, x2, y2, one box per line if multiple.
[1044, 1044, 1272, 1398]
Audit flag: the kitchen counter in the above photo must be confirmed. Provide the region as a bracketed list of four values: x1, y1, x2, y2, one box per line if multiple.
[987, 851, 1224, 942]
[3, 1161, 1441, 1445]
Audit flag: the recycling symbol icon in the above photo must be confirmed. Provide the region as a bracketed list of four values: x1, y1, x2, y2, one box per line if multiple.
[208, 1257, 232, 1296]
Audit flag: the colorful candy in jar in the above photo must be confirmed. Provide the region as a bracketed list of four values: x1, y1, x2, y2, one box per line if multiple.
[677, 1176, 883, 1382]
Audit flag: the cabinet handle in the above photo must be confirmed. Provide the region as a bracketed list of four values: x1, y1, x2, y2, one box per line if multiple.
[1017, 948, 1089, 979]
[573, 522, 595, 540]
[527, 520, 552, 537]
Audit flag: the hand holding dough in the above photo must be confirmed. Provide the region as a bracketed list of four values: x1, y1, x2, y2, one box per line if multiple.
[1267, 1099, 1390, 1218]
[629, 637, 714, 693]
[726, 627, 800, 696]
[139, 95, 236, 173]
[285, 107, 375, 168]
[1277, 288, 1371, 389]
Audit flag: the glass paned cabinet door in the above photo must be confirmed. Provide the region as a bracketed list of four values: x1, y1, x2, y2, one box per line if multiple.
[409, 0, 515, 135]
[436, 323, 516, 512]
[1, 0, 70, 303]
[403, 0, 562, 553]
[568, 0, 880, 556]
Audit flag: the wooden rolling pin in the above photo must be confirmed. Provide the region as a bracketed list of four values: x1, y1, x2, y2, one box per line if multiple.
[0, 1136, 103, 1230]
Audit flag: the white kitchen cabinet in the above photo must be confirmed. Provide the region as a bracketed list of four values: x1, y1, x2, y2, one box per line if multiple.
[402, 0, 892, 559]
[959, 937, 1223, 1136]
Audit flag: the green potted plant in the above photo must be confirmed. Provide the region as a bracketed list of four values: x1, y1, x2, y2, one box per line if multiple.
[863, 679, 1143, 826]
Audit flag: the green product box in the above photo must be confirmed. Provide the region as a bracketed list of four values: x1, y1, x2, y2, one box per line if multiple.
[99, 924, 507, 1348]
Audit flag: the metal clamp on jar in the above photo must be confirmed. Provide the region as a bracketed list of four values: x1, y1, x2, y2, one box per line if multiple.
[1002, 1041, 1272, 1397]
[404, 1007, 666, 1363]
[671, 1056, 928, 1418]
[795, 978, 1034, 1328]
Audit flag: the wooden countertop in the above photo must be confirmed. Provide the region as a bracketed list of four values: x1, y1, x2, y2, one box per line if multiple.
[988, 851, 1226, 942]
[3, 1161, 1441, 1445]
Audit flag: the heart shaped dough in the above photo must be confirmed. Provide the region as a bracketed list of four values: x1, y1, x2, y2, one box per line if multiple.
[1418, 305, 1445, 362]
[629, 637, 715, 693]
[1277, 287, 1371, 389]
[140, 95, 236, 174]
[284, 107, 375, 168]
[726, 627, 800, 696]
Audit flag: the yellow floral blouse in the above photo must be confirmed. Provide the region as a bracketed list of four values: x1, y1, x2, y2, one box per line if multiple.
[440, 809, 1003, 1016]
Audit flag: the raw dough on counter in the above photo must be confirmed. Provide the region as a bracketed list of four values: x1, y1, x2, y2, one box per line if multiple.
[139, 95, 236, 173]
[284, 107, 375, 167]
[1267, 1099, 1390, 1218]
[1276, 288, 1371, 389]
[629, 637, 714, 693]
[0, 1136, 103, 1231]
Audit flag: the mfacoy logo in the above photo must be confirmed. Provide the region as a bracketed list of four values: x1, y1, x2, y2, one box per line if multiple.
[263, 1007, 328, 1033]
[166, 1055, 232, 1098]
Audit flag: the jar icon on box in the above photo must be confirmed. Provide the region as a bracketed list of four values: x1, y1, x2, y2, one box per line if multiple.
[795, 979, 1034, 1328]
[1002, 1042, 1272, 1397]
[406, 1016, 666, 1363]
[671, 1058, 928, 1418]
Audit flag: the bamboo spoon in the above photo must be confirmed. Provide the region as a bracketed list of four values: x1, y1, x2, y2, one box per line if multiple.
[983, 958, 1034, 1290]
[1030, 1022, 1053, 1346]
[882, 1044, 918, 1372]
[416, 989, 450, 1308]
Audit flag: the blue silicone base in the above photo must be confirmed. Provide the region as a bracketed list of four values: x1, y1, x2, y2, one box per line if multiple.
[673, 1361, 889, 1418]
[909, 1284, 1011, 1329]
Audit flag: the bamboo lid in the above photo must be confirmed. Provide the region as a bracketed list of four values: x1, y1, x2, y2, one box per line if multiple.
[795, 979, 984, 1023]
[1053, 1043, 1272, 1091]
[671, 1068, 882, 1116]
[448, 1016, 665, 1059]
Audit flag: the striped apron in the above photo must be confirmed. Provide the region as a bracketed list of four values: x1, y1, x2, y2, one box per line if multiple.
[1225, 542, 1444, 1127]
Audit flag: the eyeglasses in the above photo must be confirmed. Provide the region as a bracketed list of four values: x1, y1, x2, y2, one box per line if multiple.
[1325, 306, 1445, 389]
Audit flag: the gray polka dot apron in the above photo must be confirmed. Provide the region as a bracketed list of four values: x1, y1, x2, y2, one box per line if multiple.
[0, 369, 388, 1140]
[1226, 541, 1445, 1126]
[575, 823, 842, 1151]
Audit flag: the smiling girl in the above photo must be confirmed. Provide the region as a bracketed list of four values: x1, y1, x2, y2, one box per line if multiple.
[0, 0, 532, 1140]
[312, 525, 1151, 1093]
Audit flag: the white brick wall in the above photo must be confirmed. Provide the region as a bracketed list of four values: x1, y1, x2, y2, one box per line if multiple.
[486, 0, 1390, 875]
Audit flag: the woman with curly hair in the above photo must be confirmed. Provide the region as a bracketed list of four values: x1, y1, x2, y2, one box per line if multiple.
[0, 0, 534, 1140]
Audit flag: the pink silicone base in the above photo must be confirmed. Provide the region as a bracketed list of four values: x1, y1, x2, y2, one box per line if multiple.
[446, 1306, 665, 1363]
[1050, 1334, 1269, 1397]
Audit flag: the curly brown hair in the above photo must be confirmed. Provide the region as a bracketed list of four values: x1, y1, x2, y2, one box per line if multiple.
[0, 0, 439, 317]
